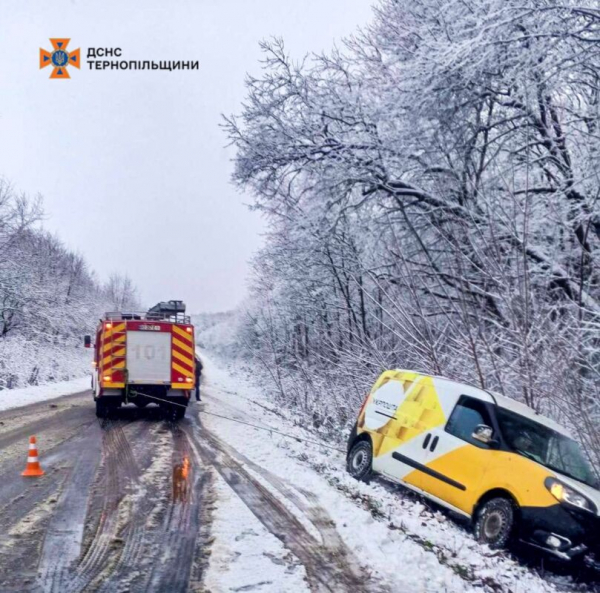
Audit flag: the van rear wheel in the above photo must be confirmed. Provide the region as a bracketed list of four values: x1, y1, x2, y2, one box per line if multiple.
[474, 497, 515, 549]
[347, 440, 372, 481]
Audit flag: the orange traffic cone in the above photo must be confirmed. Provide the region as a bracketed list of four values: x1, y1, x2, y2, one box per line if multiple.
[22, 436, 45, 477]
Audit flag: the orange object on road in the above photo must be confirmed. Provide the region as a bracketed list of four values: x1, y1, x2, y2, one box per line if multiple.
[21, 436, 45, 477]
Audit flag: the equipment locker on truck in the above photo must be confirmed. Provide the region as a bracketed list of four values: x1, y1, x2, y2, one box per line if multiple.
[84, 300, 196, 419]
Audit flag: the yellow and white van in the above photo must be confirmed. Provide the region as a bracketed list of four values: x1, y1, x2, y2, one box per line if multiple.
[346, 370, 600, 560]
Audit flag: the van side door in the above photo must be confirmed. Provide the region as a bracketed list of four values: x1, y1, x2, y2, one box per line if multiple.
[418, 396, 497, 514]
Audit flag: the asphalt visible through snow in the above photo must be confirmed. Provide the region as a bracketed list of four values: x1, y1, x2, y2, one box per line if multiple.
[0, 387, 375, 593]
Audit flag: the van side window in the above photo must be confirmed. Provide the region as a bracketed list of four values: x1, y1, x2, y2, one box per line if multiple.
[446, 397, 493, 448]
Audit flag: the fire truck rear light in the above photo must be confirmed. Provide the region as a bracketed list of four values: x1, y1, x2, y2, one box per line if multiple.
[185, 377, 193, 383]
[103, 375, 111, 381]
[178, 377, 183, 382]
[106, 323, 113, 329]
[186, 326, 193, 333]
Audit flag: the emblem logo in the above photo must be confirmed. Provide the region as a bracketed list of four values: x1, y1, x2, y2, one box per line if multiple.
[39, 39, 80, 79]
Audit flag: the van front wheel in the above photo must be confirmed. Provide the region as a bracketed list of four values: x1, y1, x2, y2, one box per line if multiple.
[474, 497, 515, 549]
[347, 440, 372, 482]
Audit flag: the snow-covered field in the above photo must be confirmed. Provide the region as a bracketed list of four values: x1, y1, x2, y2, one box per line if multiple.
[198, 352, 578, 593]
[0, 375, 90, 413]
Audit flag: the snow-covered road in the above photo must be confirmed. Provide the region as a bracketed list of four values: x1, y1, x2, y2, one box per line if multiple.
[198, 355, 591, 593]
[0, 355, 596, 592]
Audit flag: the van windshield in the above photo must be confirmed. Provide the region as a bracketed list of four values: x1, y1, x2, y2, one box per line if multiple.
[496, 408, 598, 488]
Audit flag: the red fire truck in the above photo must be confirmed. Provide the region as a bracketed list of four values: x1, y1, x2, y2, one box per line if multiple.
[85, 301, 196, 419]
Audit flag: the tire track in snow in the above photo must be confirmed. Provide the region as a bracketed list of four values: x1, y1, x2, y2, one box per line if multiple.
[38, 426, 102, 593]
[186, 414, 383, 593]
[202, 425, 365, 564]
[141, 421, 214, 593]
[93, 420, 173, 593]
[0, 391, 90, 444]
[51, 417, 146, 593]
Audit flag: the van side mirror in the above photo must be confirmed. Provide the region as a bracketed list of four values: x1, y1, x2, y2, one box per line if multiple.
[472, 424, 498, 447]
[84, 335, 92, 348]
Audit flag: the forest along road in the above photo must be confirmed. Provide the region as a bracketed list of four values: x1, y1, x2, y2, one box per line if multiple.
[0, 382, 382, 593]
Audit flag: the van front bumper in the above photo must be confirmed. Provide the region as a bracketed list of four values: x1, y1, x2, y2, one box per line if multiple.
[520, 504, 600, 560]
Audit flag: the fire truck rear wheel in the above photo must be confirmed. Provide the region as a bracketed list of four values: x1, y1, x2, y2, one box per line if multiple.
[165, 402, 186, 421]
[95, 401, 109, 419]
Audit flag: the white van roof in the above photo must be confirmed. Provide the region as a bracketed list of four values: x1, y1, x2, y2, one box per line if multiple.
[393, 369, 572, 437]
[489, 392, 572, 437]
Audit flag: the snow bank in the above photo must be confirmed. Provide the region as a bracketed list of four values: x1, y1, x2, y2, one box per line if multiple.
[0, 335, 93, 412]
[0, 336, 92, 390]
[205, 475, 310, 593]
[0, 375, 90, 413]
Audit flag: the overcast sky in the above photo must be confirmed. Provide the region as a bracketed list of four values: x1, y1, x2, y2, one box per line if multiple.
[1, 0, 374, 313]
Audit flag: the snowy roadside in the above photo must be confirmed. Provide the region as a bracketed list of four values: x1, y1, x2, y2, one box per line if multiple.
[205, 475, 311, 593]
[198, 352, 574, 593]
[0, 375, 91, 413]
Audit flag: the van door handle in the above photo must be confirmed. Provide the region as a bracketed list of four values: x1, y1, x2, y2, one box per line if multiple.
[422, 434, 431, 449]
[429, 436, 439, 452]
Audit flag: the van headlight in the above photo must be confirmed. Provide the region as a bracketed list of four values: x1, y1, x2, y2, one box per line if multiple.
[545, 477, 597, 514]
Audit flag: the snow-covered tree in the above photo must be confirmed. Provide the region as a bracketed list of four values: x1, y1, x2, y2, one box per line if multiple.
[227, 1, 600, 465]
[0, 181, 140, 389]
